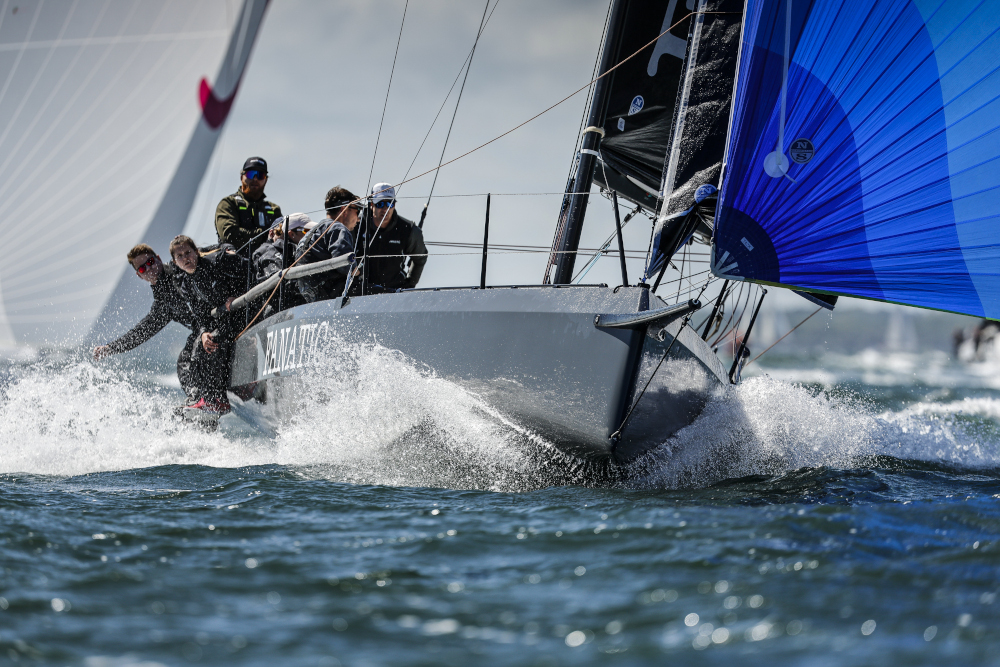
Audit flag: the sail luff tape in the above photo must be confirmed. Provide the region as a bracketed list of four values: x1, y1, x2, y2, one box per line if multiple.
[580, 148, 602, 160]
[582, 126, 605, 138]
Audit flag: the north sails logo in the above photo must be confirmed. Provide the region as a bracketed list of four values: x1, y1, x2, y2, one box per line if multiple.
[790, 138, 815, 164]
[629, 95, 644, 115]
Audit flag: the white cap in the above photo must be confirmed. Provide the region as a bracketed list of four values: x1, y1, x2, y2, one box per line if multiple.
[371, 183, 396, 203]
[283, 212, 313, 232]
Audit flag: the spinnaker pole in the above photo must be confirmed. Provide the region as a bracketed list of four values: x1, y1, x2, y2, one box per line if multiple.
[548, 0, 629, 285]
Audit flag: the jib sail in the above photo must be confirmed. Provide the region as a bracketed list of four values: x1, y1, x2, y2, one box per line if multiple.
[713, 0, 1000, 319]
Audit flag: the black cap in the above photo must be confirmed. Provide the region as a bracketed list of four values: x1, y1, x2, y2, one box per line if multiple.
[242, 157, 267, 173]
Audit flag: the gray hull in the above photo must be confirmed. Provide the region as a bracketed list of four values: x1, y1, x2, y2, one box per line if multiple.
[228, 285, 727, 462]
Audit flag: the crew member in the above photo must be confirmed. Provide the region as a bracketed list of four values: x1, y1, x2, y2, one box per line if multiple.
[294, 186, 361, 302]
[358, 182, 427, 292]
[170, 235, 248, 415]
[93, 244, 203, 404]
[215, 157, 283, 255]
[253, 213, 316, 284]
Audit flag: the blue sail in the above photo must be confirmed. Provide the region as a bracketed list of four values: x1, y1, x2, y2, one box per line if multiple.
[713, 0, 1000, 319]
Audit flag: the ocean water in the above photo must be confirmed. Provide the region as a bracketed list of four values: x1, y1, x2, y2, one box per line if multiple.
[2, 339, 1000, 666]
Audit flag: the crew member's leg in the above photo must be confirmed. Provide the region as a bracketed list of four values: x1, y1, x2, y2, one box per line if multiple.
[188, 337, 232, 412]
[176, 332, 201, 403]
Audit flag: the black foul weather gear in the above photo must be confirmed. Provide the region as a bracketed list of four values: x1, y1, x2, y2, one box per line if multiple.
[294, 219, 356, 303]
[357, 211, 427, 292]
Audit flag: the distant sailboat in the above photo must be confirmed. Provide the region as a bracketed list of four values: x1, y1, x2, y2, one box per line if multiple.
[0, 0, 270, 348]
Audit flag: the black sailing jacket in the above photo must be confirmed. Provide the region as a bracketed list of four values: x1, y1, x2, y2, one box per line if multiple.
[174, 249, 249, 343]
[105, 263, 195, 354]
[357, 212, 427, 290]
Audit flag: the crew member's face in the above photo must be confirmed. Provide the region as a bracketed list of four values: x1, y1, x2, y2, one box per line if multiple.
[334, 206, 360, 231]
[173, 244, 199, 274]
[132, 253, 163, 284]
[288, 228, 307, 244]
[240, 169, 267, 198]
[370, 201, 394, 228]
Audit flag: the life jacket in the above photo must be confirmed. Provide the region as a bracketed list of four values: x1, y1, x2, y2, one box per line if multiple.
[233, 193, 281, 232]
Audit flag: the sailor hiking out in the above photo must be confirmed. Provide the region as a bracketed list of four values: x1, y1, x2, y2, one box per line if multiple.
[93, 244, 204, 404]
[170, 235, 248, 416]
[215, 156, 283, 255]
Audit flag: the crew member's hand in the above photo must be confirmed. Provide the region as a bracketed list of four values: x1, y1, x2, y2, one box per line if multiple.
[201, 332, 218, 354]
[225, 297, 235, 312]
[93, 345, 111, 361]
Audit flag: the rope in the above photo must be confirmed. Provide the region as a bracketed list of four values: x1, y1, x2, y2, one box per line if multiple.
[609, 281, 712, 443]
[399, 0, 501, 189]
[421, 0, 492, 219]
[744, 306, 823, 368]
[365, 0, 409, 198]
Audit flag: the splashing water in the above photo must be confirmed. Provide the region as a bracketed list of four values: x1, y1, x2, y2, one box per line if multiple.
[2, 346, 999, 488]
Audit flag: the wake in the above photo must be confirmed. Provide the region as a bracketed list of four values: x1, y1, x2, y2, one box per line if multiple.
[2, 351, 999, 491]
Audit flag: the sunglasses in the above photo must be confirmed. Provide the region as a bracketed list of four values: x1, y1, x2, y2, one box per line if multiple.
[373, 201, 393, 209]
[243, 169, 266, 181]
[135, 256, 156, 274]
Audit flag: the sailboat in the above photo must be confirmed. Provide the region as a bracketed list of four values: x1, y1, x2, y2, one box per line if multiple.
[225, 0, 1000, 465]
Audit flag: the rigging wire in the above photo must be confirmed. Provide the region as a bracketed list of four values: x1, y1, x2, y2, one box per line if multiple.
[399, 0, 501, 190]
[571, 203, 645, 284]
[365, 0, 410, 200]
[744, 306, 823, 368]
[419, 0, 492, 227]
[710, 280, 745, 348]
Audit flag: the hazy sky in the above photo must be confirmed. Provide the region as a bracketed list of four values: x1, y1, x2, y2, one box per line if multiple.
[180, 0, 920, 314]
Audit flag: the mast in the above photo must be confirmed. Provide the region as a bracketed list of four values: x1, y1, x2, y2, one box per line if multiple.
[548, 0, 629, 285]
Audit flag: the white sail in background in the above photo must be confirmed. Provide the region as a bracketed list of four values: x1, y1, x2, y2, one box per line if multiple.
[0, 0, 269, 348]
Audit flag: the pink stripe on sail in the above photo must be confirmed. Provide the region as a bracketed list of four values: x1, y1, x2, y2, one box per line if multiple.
[199, 78, 238, 129]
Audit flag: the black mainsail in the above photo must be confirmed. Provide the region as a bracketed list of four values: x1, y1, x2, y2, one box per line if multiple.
[595, 0, 693, 211]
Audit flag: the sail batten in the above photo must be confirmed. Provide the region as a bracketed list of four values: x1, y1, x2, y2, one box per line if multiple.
[714, 0, 1000, 319]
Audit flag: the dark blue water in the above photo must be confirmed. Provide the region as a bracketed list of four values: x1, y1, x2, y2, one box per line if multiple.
[2, 349, 1000, 666]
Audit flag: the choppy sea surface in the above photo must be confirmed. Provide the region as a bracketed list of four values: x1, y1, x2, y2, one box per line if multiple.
[2, 336, 1000, 666]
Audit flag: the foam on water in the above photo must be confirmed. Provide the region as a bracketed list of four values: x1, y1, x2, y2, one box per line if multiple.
[633, 375, 1000, 488]
[0, 347, 577, 490]
[2, 346, 1000, 489]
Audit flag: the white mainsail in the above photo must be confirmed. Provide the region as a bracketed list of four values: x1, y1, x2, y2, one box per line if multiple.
[0, 0, 269, 347]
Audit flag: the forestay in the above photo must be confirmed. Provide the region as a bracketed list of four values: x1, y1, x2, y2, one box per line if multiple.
[713, 0, 1000, 319]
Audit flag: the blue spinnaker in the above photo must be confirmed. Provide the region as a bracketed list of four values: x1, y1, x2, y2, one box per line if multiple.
[713, 0, 1000, 319]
